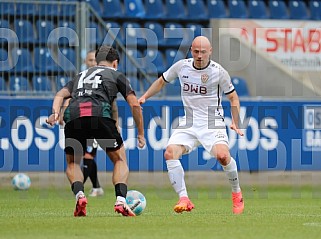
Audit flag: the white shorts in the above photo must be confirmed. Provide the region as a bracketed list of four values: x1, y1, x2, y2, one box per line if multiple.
[167, 123, 229, 154]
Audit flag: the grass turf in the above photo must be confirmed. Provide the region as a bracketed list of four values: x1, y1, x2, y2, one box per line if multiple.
[0, 186, 321, 239]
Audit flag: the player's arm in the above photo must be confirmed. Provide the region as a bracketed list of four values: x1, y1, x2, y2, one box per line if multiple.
[138, 76, 166, 104]
[46, 87, 71, 126]
[226, 91, 244, 136]
[126, 93, 145, 148]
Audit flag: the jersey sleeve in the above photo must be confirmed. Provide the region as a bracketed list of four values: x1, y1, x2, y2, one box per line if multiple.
[116, 73, 135, 99]
[64, 78, 75, 93]
[162, 60, 183, 83]
[219, 66, 235, 95]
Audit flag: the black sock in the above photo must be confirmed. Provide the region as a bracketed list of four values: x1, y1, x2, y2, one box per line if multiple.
[71, 181, 84, 196]
[115, 183, 127, 198]
[82, 158, 93, 184]
[88, 160, 100, 188]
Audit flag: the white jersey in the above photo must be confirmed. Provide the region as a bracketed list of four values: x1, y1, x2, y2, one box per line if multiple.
[163, 58, 234, 126]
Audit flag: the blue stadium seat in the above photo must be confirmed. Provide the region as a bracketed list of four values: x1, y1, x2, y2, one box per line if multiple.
[269, 0, 289, 19]
[121, 49, 143, 76]
[124, 0, 146, 18]
[186, 0, 208, 20]
[123, 22, 146, 47]
[310, 0, 321, 20]
[165, 49, 185, 68]
[60, 0, 77, 17]
[228, 0, 248, 18]
[38, 3, 60, 17]
[144, 22, 165, 47]
[101, 21, 123, 46]
[0, 48, 10, 72]
[11, 48, 34, 74]
[0, 2, 15, 17]
[87, 21, 103, 46]
[57, 48, 76, 73]
[0, 20, 11, 44]
[231, 77, 249, 96]
[9, 76, 30, 93]
[185, 24, 212, 46]
[0, 77, 7, 92]
[143, 49, 166, 75]
[56, 76, 71, 91]
[208, 0, 227, 18]
[289, 1, 308, 19]
[36, 20, 55, 44]
[165, 79, 181, 96]
[56, 21, 77, 46]
[144, 0, 166, 19]
[16, 3, 37, 16]
[127, 76, 140, 92]
[102, 0, 124, 19]
[165, 0, 187, 20]
[248, 0, 268, 19]
[34, 47, 57, 73]
[14, 20, 35, 44]
[32, 76, 52, 92]
[164, 23, 187, 47]
[85, 0, 102, 15]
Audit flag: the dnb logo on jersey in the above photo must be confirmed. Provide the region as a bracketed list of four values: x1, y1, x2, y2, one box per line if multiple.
[201, 74, 209, 83]
[303, 105, 321, 151]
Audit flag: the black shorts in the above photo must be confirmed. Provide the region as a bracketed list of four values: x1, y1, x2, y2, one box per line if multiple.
[64, 116, 123, 155]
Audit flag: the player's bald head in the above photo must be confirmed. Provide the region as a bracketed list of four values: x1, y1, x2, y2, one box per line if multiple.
[191, 36, 211, 50]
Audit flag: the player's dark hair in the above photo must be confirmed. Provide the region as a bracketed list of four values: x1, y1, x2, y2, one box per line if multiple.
[95, 45, 120, 64]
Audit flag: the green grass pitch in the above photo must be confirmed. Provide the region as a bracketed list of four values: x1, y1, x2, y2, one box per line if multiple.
[0, 185, 321, 239]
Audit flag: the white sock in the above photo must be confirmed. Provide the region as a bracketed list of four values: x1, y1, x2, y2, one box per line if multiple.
[75, 191, 85, 200]
[222, 157, 241, 193]
[116, 196, 126, 203]
[166, 160, 188, 198]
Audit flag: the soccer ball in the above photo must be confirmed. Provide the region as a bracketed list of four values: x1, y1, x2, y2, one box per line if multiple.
[126, 190, 147, 216]
[12, 173, 31, 190]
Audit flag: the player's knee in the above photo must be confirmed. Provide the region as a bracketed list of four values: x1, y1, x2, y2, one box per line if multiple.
[216, 152, 230, 166]
[164, 146, 175, 160]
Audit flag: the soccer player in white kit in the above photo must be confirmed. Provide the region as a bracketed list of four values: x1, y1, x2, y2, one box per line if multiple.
[139, 36, 245, 214]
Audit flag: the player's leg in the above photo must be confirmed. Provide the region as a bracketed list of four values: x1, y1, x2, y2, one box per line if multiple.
[210, 143, 244, 214]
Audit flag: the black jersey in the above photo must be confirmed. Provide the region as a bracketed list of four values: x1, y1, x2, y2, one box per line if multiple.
[63, 66, 134, 123]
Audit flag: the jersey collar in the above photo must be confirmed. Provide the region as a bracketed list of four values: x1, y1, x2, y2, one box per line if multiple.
[192, 60, 210, 70]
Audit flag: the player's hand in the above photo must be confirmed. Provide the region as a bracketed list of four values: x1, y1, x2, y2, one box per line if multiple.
[230, 123, 244, 136]
[137, 134, 146, 148]
[138, 96, 146, 105]
[45, 113, 59, 126]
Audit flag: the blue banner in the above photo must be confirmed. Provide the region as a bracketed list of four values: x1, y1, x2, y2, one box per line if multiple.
[0, 98, 321, 172]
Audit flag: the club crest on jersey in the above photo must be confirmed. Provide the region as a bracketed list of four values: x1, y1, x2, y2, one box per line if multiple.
[201, 74, 209, 83]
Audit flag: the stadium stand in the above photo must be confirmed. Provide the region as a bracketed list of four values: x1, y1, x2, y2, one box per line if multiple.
[11, 48, 34, 74]
[0, 76, 6, 92]
[289, 0, 309, 19]
[32, 76, 52, 92]
[228, 0, 248, 18]
[269, 0, 289, 19]
[124, 0, 146, 19]
[0, 48, 10, 72]
[102, 0, 124, 19]
[144, 0, 166, 20]
[9, 76, 30, 94]
[310, 0, 321, 20]
[231, 77, 250, 97]
[14, 19, 35, 44]
[143, 49, 166, 75]
[248, 0, 268, 19]
[186, 0, 208, 20]
[208, 0, 227, 18]
[165, 0, 187, 20]
[144, 22, 166, 46]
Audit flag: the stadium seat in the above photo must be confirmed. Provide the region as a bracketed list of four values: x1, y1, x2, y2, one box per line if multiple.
[56, 76, 71, 91]
[121, 49, 143, 76]
[85, 0, 102, 15]
[38, 3, 60, 17]
[11, 48, 34, 74]
[164, 23, 187, 47]
[57, 48, 76, 73]
[0, 48, 10, 72]
[102, 0, 124, 19]
[143, 49, 166, 75]
[165, 49, 185, 68]
[55, 21, 77, 46]
[310, 0, 321, 20]
[127, 76, 140, 92]
[248, 0, 268, 19]
[185, 24, 212, 46]
[122, 22, 146, 47]
[289, 1, 309, 19]
[228, 0, 248, 18]
[208, 0, 227, 18]
[0, 2, 15, 17]
[0, 20, 11, 44]
[101, 21, 123, 46]
[269, 0, 289, 19]
[34, 47, 58, 73]
[231, 77, 249, 96]
[0, 77, 7, 92]
[32, 76, 52, 92]
[87, 21, 103, 46]
[144, 0, 166, 19]
[14, 19, 36, 44]
[36, 20, 55, 44]
[16, 3, 37, 17]
[60, 0, 77, 17]
[186, 0, 208, 20]
[144, 22, 165, 47]
[9, 76, 30, 93]
[165, 79, 181, 96]
[165, 0, 187, 20]
[124, 0, 146, 18]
